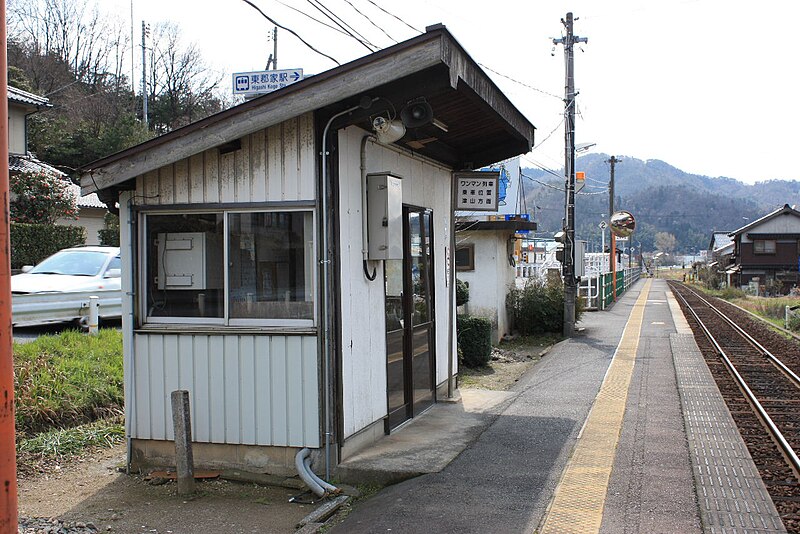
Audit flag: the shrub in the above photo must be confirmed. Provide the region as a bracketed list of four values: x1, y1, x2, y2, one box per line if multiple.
[456, 315, 492, 368]
[99, 212, 120, 247]
[10, 223, 85, 269]
[456, 278, 470, 307]
[10, 171, 77, 224]
[719, 286, 747, 300]
[506, 277, 583, 335]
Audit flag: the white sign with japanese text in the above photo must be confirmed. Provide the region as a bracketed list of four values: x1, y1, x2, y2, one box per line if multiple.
[454, 171, 500, 211]
[232, 69, 303, 95]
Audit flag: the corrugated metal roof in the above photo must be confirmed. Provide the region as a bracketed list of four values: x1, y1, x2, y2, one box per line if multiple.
[7, 86, 50, 108]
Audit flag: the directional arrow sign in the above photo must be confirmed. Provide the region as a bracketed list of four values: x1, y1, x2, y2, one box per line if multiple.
[232, 68, 304, 95]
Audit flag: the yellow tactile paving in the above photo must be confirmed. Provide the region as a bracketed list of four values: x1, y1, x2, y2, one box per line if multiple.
[538, 279, 652, 534]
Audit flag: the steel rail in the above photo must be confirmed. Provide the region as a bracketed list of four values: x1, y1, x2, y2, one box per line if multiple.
[676, 283, 800, 389]
[673, 288, 800, 477]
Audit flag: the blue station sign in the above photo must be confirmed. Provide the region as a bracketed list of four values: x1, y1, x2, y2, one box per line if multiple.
[232, 69, 303, 95]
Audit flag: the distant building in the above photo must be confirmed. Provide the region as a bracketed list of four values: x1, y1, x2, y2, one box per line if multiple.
[729, 204, 800, 293]
[456, 217, 536, 343]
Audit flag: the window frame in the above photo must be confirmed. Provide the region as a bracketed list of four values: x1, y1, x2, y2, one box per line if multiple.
[455, 243, 476, 271]
[753, 239, 776, 255]
[138, 207, 317, 328]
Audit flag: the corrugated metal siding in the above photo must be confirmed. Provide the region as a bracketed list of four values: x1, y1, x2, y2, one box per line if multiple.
[135, 113, 315, 204]
[337, 126, 454, 439]
[131, 333, 320, 447]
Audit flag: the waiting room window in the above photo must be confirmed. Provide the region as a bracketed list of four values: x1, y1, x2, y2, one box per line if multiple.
[455, 244, 475, 271]
[753, 240, 776, 254]
[143, 210, 314, 326]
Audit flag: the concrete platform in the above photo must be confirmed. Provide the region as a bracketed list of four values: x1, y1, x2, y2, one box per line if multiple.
[335, 388, 516, 486]
[331, 279, 788, 534]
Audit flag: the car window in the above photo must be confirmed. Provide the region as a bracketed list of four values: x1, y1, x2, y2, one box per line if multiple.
[30, 250, 112, 276]
[107, 257, 121, 271]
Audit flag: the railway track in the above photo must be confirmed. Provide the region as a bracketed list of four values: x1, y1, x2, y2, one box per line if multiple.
[668, 282, 800, 533]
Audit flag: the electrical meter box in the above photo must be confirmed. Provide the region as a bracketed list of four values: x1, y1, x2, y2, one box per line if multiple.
[575, 240, 587, 278]
[367, 172, 403, 260]
[156, 232, 223, 290]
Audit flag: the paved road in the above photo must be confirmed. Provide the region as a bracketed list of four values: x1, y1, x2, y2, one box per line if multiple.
[332, 285, 638, 534]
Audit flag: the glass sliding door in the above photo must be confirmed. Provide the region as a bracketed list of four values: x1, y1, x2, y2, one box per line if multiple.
[385, 206, 435, 431]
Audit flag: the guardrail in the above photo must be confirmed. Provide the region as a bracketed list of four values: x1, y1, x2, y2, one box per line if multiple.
[12, 289, 122, 326]
[580, 267, 641, 310]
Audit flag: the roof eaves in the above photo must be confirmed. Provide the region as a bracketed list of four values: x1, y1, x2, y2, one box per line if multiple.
[80, 26, 535, 195]
[731, 204, 800, 236]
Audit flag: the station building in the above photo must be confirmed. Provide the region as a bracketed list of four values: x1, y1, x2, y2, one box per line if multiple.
[80, 26, 535, 476]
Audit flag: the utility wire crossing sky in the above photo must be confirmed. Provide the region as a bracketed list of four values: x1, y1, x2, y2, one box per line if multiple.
[106, 0, 800, 185]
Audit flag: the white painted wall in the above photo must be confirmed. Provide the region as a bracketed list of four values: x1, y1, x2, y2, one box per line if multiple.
[136, 113, 316, 204]
[8, 105, 27, 155]
[457, 230, 515, 343]
[125, 116, 322, 449]
[337, 126, 455, 439]
[130, 332, 319, 447]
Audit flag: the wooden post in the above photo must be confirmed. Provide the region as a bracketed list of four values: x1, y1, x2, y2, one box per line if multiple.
[171, 390, 195, 495]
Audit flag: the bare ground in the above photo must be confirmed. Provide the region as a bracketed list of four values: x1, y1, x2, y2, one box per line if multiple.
[18, 337, 554, 533]
[18, 444, 313, 533]
[458, 336, 555, 391]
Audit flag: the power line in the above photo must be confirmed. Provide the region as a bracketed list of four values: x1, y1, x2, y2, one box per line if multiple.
[361, 0, 422, 34]
[478, 63, 562, 100]
[521, 171, 565, 192]
[305, 0, 377, 52]
[340, 0, 399, 45]
[240, 0, 341, 65]
[269, 0, 355, 37]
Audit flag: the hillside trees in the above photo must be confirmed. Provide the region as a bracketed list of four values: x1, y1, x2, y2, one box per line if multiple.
[7, 0, 227, 177]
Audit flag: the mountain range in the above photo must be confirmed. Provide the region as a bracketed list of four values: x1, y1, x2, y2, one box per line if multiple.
[521, 154, 800, 253]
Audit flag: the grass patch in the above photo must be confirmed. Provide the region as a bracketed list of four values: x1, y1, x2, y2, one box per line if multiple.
[14, 328, 124, 435]
[18, 417, 124, 458]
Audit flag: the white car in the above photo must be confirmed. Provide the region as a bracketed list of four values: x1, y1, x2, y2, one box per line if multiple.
[12, 246, 121, 293]
[12, 246, 122, 326]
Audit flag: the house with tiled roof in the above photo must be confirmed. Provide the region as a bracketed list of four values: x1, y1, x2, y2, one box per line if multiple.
[8, 86, 108, 244]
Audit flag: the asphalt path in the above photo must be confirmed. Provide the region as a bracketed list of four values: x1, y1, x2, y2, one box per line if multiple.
[332, 284, 639, 534]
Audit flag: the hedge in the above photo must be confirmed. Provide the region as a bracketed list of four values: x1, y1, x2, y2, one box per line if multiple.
[456, 314, 492, 368]
[11, 223, 86, 269]
[506, 277, 584, 335]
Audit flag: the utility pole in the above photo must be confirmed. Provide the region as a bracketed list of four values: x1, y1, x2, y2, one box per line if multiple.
[266, 26, 277, 69]
[554, 12, 587, 337]
[608, 155, 620, 300]
[0, 0, 19, 527]
[141, 21, 148, 129]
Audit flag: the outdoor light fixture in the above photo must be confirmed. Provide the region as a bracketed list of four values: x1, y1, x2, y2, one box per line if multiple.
[372, 116, 406, 144]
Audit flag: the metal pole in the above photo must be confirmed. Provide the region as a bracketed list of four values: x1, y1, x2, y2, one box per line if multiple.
[0, 0, 19, 527]
[608, 156, 619, 301]
[554, 13, 587, 336]
[141, 21, 148, 128]
[88, 296, 99, 335]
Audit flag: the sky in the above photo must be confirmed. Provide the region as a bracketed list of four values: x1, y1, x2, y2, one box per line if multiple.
[104, 0, 800, 185]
